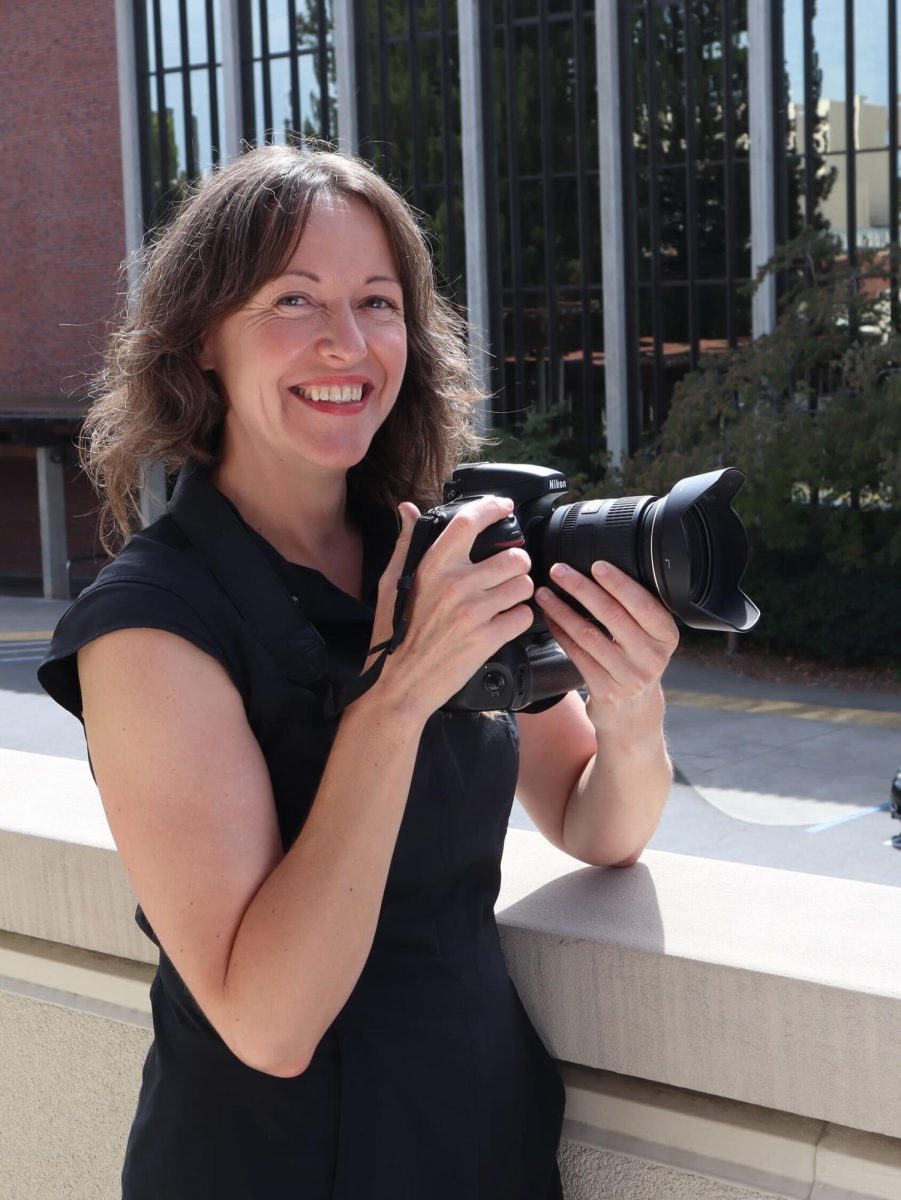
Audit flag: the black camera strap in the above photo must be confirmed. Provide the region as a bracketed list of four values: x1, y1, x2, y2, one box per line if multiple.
[324, 515, 441, 719]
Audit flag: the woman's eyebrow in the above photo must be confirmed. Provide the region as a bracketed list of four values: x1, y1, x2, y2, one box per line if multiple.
[277, 269, 401, 286]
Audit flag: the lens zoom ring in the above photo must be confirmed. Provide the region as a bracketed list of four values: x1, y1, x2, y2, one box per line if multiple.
[558, 505, 580, 565]
[598, 498, 641, 575]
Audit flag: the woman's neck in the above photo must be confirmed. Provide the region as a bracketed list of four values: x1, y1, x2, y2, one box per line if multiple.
[211, 441, 354, 571]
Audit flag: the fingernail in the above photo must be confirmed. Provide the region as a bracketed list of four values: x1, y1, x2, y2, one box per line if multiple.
[535, 587, 552, 604]
[592, 560, 610, 577]
[550, 562, 570, 578]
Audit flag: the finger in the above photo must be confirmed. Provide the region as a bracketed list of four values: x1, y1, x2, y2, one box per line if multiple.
[547, 562, 647, 651]
[586, 561, 680, 646]
[471, 546, 532, 590]
[370, 504, 421, 660]
[536, 586, 639, 689]
[431, 495, 515, 563]
[392, 502, 420, 561]
[379, 503, 420, 586]
[488, 601, 535, 647]
[481, 569, 535, 614]
[541, 611, 616, 693]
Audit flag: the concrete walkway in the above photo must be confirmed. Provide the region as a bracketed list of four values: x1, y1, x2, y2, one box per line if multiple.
[2, 595, 899, 886]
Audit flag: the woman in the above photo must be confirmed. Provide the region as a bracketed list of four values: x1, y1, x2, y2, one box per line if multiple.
[39, 145, 678, 1198]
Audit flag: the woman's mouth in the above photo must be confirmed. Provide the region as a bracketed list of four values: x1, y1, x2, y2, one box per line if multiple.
[290, 383, 369, 406]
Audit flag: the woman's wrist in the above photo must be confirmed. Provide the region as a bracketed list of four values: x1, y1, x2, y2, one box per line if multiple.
[347, 659, 432, 733]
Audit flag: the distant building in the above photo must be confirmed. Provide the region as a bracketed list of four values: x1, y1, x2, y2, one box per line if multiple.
[789, 95, 899, 248]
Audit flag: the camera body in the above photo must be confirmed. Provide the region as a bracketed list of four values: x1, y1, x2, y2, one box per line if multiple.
[423, 465, 582, 712]
[410, 462, 759, 713]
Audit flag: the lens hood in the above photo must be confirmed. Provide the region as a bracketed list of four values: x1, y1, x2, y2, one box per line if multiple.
[648, 467, 760, 632]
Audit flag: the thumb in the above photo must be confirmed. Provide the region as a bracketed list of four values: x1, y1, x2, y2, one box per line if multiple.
[381, 502, 420, 584]
[394, 502, 421, 557]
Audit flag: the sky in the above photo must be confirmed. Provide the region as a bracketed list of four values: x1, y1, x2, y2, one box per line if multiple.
[783, 0, 894, 116]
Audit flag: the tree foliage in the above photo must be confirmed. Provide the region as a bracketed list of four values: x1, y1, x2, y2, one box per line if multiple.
[621, 230, 901, 664]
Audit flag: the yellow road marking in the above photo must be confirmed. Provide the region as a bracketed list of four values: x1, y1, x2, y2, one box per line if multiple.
[665, 688, 901, 731]
[0, 631, 53, 642]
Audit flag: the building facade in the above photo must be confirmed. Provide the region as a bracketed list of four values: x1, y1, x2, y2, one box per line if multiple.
[3, 0, 899, 595]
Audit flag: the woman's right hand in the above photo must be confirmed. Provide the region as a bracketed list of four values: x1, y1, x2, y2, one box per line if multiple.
[367, 496, 535, 720]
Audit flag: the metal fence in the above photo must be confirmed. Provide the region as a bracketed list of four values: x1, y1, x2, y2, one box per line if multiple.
[132, 0, 901, 456]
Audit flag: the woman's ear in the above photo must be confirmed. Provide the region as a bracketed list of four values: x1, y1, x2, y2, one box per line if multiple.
[196, 331, 215, 372]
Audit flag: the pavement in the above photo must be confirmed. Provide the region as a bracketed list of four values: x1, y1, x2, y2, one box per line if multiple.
[1, 595, 899, 888]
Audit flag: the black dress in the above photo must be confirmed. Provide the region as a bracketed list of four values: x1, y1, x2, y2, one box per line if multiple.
[38, 463, 566, 1199]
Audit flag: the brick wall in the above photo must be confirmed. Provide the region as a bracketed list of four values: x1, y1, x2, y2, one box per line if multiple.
[0, 0, 124, 587]
[0, 0, 125, 396]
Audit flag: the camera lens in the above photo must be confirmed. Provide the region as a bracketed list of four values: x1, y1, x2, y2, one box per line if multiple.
[539, 468, 759, 633]
[682, 507, 713, 605]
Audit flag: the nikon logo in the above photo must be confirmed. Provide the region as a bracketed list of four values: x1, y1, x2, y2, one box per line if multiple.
[548, 479, 568, 490]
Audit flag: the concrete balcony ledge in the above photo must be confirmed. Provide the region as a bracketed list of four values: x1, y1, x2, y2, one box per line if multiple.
[3, 747, 901, 1199]
[496, 828, 901, 1143]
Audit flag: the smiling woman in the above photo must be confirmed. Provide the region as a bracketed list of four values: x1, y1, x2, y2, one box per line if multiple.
[36, 144, 575, 1200]
[81, 145, 482, 552]
[194, 193, 410, 568]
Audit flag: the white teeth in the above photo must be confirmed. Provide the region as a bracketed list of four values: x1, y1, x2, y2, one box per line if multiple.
[295, 384, 365, 404]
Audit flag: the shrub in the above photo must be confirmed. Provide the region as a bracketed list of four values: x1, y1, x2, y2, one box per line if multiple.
[485, 230, 901, 666]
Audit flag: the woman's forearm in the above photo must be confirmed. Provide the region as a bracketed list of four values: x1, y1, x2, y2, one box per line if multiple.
[562, 686, 672, 867]
[221, 684, 427, 1077]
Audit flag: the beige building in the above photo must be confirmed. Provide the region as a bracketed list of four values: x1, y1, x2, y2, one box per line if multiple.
[789, 94, 898, 247]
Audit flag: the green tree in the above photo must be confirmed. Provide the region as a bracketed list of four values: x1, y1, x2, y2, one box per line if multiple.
[621, 230, 901, 664]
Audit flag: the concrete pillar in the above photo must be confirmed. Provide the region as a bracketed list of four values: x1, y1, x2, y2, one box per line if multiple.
[138, 463, 168, 527]
[334, 0, 359, 154]
[748, 0, 777, 337]
[36, 449, 69, 600]
[596, 0, 630, 469]
[218, 0, 244, 164]
[457, 0, 492, 435]
[115, 0, 170, 526]
[114, 0, 144, 302]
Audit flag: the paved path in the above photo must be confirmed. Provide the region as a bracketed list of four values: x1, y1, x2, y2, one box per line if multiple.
[1, 596, 899, 886]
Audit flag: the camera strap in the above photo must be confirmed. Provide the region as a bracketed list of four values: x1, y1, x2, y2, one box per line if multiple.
[324, 516, 440, 720]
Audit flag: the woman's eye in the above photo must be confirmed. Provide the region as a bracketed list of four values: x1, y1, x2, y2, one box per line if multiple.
[276, 294, 310, 308]
[365, 296, 399, 311]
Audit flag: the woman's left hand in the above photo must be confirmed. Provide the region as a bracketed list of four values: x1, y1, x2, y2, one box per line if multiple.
[535, 561, 680, 736]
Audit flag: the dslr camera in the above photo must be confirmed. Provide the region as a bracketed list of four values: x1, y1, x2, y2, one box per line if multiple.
[407, 463, 760, 713]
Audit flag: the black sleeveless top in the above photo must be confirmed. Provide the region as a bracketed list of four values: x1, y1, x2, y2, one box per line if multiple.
[38, 464, 566, 1199]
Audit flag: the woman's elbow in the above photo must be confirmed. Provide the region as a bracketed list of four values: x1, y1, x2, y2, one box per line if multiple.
[234, 1038, 312, 1079]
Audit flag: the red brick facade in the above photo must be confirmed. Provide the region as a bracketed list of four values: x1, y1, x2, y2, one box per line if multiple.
[0, 0, 125, 395]
[0, 0, 124, 588]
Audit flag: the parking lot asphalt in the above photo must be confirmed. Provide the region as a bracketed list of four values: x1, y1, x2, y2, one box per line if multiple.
[2, 595, 899, 887]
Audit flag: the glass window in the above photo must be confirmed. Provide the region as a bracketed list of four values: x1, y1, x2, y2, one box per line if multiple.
[138, 0, 222, 228]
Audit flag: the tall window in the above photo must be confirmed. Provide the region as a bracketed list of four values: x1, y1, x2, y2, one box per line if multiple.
[135, 0, 223, 228]
[239, 0, 336, 147]
[622, 0, 752, 438]
[779, 0, 900, 288]
[355, 1, 463, 301]
[483, 0, 602, 446]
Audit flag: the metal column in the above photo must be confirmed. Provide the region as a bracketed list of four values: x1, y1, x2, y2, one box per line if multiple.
[595, 0, 630, 467]
[36, 449, 68, 600]
[334, 0, 359, 154]
[749, 0, 777, 337]
[457, 0, 492, 434]
[219, 0, 244, 163]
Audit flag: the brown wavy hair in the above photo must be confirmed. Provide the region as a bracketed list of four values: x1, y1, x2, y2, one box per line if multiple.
[83, 143, 487, 551]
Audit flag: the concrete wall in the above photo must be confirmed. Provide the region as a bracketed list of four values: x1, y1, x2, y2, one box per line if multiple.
[2, 753, 901, 1198]
[0, 988, 149, 1200]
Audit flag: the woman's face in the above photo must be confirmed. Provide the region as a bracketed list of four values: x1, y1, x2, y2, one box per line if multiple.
[199, 193, 408, 483]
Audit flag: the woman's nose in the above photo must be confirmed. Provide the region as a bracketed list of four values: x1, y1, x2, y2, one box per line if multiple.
[317, 303, 367, 361]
